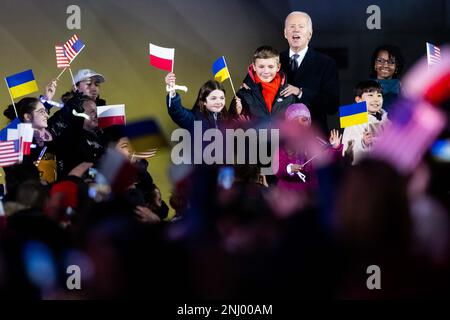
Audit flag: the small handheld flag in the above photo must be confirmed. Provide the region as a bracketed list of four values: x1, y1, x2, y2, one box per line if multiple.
[63, 34, 85, 63]
[97, 105, 126, 128]
[55, 45, 70, 68]
[149, 43, 175, 72]
[0, 140, 20, 167]
[125, 118, 167, 151]
[212, 56, 230, 82]
[0, 118, 20, 141]
[426, 42, 441, 67]
[212, 56, 236, 96]
[339, 101, 369, 128]
[5, 69, 39, 99]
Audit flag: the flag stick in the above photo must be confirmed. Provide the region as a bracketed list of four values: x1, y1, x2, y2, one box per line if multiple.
[56, 67, 67, 80]
[302, 152, 322, 166]
[68, 67, 76, 87]
[223, 56, 237, 97]
[168, 58, 175, 108]
[35, 146, 47, 167]
[4, 78, 18, 119]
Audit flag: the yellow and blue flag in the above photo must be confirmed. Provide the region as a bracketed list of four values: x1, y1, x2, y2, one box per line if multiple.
[5, 69, 38, 99]
[339, 101, 369, 128]
[125, 118, 168, 152]
[212, 56, 230, 82]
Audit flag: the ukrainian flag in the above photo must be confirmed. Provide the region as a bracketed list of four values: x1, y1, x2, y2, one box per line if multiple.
[5, 70, 38, 99]
[339, 101, 369, 128]
[212, 56, 230, 82]
[125, 118, 168, 152]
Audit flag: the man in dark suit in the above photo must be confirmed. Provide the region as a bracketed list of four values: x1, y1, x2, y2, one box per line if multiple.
[279, 11, 340, 133]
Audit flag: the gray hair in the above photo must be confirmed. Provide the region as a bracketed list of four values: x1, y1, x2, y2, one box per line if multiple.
[284, 11, 313, 34]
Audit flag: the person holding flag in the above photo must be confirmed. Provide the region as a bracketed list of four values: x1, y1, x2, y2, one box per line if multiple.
[341, 80, 390, 165]
[150, 41, 227, 131]
[211, 56, 248, 121]
[164, 72, 228, 131]
[274, 103, 342, 192]
[2, 97, 53, 166]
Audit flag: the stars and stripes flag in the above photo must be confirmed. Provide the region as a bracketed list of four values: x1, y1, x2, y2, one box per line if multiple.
[0, 139, 20, 167]
[426, 42, 441, 67]
[371, 98, 446, 174]
[55, 45, 70, 68]
[63, 34, 85, 63]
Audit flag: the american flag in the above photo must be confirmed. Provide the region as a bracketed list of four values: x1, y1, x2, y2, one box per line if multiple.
[371, 98, 446, 174]
[0, 140, 20, 167]
[427, 42, 441, 66]
[63, 34, 85, 62]
[55, 45, 70, 68]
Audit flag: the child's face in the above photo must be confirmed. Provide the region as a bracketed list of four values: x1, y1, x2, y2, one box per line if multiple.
[356, 91, 383, 114]
[252, 58, 281, 83]
[115, 137, 132, 159]
[204, 89, 226, 113]
[292, 116, 311, 128]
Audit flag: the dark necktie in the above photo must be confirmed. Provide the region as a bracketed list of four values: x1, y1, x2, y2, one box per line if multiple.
[290, 54, 299, 72]
[374, 112, 383, 121]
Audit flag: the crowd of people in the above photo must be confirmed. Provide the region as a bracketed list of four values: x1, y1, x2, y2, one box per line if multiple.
[0, 11, 448, 299]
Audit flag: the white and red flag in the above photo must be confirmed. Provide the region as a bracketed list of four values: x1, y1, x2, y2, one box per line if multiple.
[149, 43, 175, 71]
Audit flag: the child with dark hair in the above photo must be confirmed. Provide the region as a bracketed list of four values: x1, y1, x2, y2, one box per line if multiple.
[342, 80, 390, 165]
[165, 73, 228, 130]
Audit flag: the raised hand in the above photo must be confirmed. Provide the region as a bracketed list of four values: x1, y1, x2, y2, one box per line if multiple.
[165, 72, 176, 97]
[235, 97, 243, 115]
[44, 79, 58, 100]
[362, 130, 373, 147]
[329, 129, 342, 149]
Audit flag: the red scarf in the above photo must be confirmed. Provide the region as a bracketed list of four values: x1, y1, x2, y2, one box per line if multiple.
[254, 73, 281, 113]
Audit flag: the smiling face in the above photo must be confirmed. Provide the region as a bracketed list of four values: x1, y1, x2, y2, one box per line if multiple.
[204, 89, 226, 113]
[29, 102, 49, 129]
[284, 12, 312, 52]
[82, 100, 99, 131]
[374, 50, 397, 80]
[356, 91, 383, 114]
[23, 101, 48, 129]
[252, 57, 281, 83]
[116, 137, 132, 159]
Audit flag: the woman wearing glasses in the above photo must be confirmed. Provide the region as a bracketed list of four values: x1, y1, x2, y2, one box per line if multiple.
[2, 97, 56, 181]
[369, 45, 405, 113]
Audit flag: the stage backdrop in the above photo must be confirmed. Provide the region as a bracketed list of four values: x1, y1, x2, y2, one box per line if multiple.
[1, 0, 448, 215]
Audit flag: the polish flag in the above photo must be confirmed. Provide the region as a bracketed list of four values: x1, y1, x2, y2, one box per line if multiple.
[149, 43, 175, 71]
[97, 105, 126, 128]
[18, 123, 33, 156]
